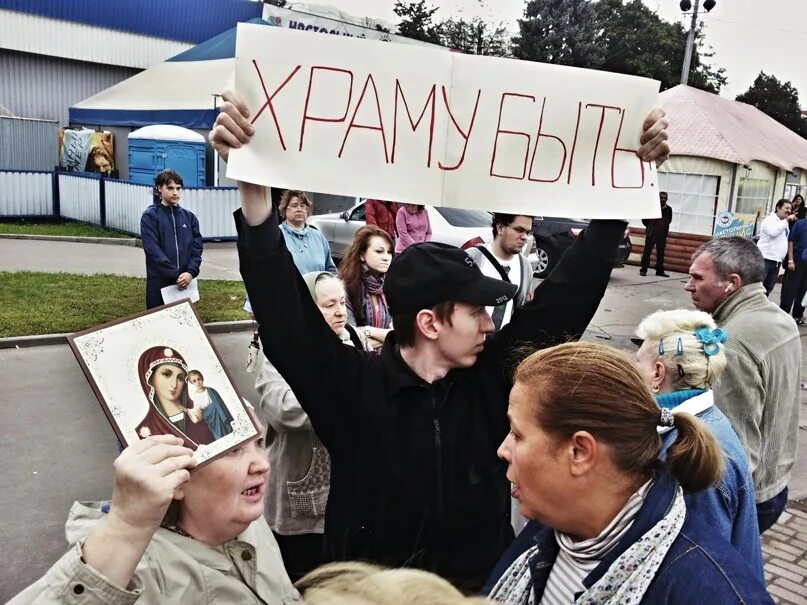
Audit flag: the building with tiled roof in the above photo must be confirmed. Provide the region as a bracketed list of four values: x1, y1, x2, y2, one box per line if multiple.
[652, 85, 807, 235]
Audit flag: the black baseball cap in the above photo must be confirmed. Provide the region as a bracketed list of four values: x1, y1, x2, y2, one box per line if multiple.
[384, 242, 518, 313]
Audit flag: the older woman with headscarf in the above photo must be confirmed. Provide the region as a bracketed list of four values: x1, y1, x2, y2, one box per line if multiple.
[255, 271, 372, 581]
[484, 342, 771, 604]
[135, 346, 215, 449]
[633, 309, 763, 581]
[9, 414, 301, 604]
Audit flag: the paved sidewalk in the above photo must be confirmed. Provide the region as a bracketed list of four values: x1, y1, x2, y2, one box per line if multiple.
[0, 238, 242, 280]
[764, 501, 807, 604]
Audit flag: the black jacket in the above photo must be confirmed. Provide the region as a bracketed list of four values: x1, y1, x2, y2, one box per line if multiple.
[236, 210, 624, 590]
[642, 204, 673, 239]
[140, 202, 202, 308]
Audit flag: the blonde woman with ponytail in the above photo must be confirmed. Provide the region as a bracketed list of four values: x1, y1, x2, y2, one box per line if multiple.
[484, 342, 771, 605]
[635, 309, 763, 581]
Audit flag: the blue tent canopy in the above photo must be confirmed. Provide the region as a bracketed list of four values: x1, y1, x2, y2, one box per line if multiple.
[0, 0, 262, 44]
[69, 19, 273, 129]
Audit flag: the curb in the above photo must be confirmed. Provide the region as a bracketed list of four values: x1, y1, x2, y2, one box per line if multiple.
[0, 233, 140, 247]
[0, 320, 254, 349]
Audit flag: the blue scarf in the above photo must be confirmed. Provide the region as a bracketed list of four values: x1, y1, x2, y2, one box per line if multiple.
[655, 389, 706, 410]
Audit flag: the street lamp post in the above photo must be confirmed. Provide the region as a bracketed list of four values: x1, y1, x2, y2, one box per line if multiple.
[679, 0, 715, 86]
[680, 0, 699, 85]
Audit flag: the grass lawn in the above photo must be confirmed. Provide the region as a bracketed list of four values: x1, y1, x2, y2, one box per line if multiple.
[0, 272, 251, 337]
[0, 220, 131, 239]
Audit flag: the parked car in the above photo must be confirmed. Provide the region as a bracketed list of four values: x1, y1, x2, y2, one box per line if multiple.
[530, 216, 632, 278]
[308, 201, 498, 259]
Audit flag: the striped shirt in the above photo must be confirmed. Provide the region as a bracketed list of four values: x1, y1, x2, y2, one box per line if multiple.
[539, 481, 652, 605]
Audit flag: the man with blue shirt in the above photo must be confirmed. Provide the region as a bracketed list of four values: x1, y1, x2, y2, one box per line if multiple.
[779, 213, 807, 323]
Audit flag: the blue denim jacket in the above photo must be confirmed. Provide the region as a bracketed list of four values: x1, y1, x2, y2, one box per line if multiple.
[657, 390, 764, 582]
[482, 473, 772, 604]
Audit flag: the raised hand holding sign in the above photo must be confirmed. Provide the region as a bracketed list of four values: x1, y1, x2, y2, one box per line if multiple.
[226, 24, 667, 220]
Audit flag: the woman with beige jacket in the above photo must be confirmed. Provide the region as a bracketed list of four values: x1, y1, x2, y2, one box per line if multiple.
[9, 414, 301, 604]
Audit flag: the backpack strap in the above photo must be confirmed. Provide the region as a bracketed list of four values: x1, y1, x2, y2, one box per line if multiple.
[474, 245, 512, 283]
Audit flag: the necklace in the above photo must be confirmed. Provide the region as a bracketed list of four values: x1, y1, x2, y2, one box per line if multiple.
[162, 522, 195, 540]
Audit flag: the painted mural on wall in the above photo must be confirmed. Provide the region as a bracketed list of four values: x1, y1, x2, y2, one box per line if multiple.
[58, 127, 115, 174]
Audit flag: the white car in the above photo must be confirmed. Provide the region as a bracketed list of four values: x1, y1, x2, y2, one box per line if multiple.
[308, 201, 495, 259]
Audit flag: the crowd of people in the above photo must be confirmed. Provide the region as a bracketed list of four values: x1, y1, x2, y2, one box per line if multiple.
[767, 193, 807, 324]
[10, 89, 803, 605]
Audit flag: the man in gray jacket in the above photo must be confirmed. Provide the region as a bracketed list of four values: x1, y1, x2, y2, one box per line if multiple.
[686, 236, 801, 532]
[466, 213, 534, 331]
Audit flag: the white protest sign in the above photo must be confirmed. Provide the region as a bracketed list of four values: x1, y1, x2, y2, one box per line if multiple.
[228, 23, 662, 219]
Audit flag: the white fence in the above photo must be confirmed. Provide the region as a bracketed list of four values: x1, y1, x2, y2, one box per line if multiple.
[0, 170, 241, 240]
[183, 187, 240, 239]
[58, 173, 102, 224]
[104, 179, 152, 235]
[0, 170, 52, 216]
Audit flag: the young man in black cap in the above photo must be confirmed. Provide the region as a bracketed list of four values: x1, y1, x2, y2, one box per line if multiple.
[212, 91, 670, 590]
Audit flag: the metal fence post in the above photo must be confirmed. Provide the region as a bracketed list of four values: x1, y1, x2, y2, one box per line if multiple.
[52, 171, 60, 217]
[99, 176, 106, 227]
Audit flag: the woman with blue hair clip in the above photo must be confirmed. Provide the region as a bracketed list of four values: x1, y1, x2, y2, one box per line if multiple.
[634, 309, 764, 581]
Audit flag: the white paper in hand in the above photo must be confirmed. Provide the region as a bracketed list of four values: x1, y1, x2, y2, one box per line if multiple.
[161, 278, 200, 304]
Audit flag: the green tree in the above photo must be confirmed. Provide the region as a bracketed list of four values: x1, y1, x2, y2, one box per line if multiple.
[594, 0, 725, 93]
[736, 72, 807, 138]
[513, 0, 604, 68]
[394, 0, 442, 45]
[440, 17, 510, 56]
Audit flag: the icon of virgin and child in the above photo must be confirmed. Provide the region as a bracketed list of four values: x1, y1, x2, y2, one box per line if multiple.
[135, 346, 234, 449]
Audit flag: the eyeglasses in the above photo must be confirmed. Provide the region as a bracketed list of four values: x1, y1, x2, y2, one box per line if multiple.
[287, 203, 308, 210]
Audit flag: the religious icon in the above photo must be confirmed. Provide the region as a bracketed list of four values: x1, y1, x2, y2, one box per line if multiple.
[68, 301, 259, 466]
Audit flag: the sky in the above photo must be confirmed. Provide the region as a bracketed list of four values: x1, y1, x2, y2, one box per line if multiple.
[303, 0, 807, 101]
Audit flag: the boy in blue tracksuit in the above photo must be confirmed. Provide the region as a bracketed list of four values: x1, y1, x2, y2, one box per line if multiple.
[140, 169, 203, 309]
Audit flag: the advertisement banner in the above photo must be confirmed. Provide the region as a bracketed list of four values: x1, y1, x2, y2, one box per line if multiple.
[228, 24, 662, 220]
[713, 211, 759, 238]
[262, 4, 445, 49]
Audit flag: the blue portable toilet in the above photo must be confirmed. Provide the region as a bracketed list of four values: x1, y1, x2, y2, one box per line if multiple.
[128, 125, 206, 187]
